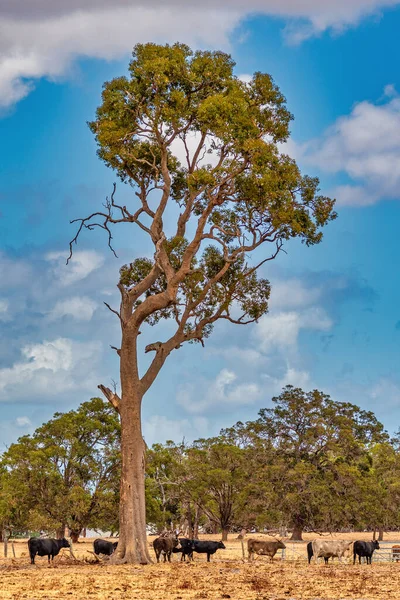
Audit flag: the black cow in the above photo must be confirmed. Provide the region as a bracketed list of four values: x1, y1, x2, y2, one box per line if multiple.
[153, 534, 180, 563]
[307, 541, 330, 564]
[192, 540, 226, 562]
[353, 540, 380, 565]
[28, 537, 70, 564]
[93, 539, 118, 556]
[172, 538, 196, 561]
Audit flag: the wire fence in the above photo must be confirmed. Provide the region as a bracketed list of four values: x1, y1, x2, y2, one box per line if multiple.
[279, 541, 400, 563]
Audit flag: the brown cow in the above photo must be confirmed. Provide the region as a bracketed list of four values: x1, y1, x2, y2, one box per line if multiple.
[392, 545, 400, 562]
[153, 533, 180, 563]
[247, 538, 286, 561]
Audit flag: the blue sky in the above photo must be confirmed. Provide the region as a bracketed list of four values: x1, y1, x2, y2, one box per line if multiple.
[1, 0, 400, 448]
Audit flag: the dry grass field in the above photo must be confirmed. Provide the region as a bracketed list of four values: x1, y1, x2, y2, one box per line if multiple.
[1, 533, 400, 599]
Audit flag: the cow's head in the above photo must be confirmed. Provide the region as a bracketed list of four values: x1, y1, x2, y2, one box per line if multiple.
[218, 541, 226, 549]
[372, 540, 380, 550]
[276, 540, 286, 549]
[61, 538, 70, 549]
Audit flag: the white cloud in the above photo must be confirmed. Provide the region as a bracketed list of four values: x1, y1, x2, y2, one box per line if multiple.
[268, 278, 323, 311]
[263, 365, 311, 391]
[255, 307, 333, 352]
[46, 250, 104, 286]
[48, 296, 98, 321]
[177, 368, 262, 414]
[0, 337, 102, 401]
[300, 90, 400, 206]
[15, 416, 31, 427]
[0, 1, 399, 108]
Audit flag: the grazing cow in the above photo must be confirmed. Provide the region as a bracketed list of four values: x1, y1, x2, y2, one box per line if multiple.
[153, 534, 180, 563]
[172, 538, 196, 561]
[311, 540, 352, 564]
[93, 539, 118, 556]
[192, 540, 226, 562]
[307, 541, 329, 564]
[28, 537, 70, 564]
[247, 539, 286, 562]
[392, 545, 400, 562]
[353, 540, 379, 565]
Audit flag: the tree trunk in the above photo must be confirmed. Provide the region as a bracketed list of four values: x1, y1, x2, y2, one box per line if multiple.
[111, 339, 152, 564]
[193, 505, 200, 539]
[56, 525, 66, 539]
[290, 523, 303, 541]
[69, 529, 81, 544]
[378, 526, 384, 541]
[186, 502, 193, 539]
[222, 527, 229, 541]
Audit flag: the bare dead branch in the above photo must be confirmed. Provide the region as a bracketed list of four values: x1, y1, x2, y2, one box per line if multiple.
[104, 302, 123, 323]
[98, 385, 121, 414]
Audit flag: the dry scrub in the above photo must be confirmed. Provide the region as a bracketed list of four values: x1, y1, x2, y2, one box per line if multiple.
[1, 533, 400, 599]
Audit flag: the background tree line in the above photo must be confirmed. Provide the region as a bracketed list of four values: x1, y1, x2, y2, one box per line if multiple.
[1, 386, 399, 542]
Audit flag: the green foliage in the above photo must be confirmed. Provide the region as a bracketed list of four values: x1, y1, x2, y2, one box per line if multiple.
[0, 398, 120, 535]
[82, 42, 336, 348]
[2, 387, 400, 538]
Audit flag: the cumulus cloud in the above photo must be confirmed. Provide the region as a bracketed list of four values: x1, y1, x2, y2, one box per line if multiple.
[299, 89, 400, 206]
[0, 337, 102, 401]
[255, 307, 333, 352]
[0, 0, 398, 108]
[48, 296, 98, 321]
[177, 368, 262, 414]
[46, 250, 104, 286]
[262, 365, 311, 391]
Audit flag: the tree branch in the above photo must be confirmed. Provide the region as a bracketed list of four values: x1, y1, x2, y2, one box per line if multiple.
[98, 385, 121, 414]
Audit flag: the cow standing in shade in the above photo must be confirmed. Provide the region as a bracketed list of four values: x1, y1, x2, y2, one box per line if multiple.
[247, 539, 286, 562]
[28, 537, 70, 564]
[353, 540, 379, 564]
[93, 539, 118, 556]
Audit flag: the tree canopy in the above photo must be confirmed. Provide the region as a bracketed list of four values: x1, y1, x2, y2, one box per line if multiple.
[68, 41, 337, 563]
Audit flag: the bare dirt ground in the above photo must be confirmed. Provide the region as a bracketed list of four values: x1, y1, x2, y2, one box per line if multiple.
[1, 532, 400, 600]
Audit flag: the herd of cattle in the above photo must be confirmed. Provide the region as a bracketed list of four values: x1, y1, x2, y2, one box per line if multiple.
[26, 534, 400, 565]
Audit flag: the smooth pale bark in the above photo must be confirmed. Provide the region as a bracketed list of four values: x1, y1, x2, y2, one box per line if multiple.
[111, 329, 152, 564]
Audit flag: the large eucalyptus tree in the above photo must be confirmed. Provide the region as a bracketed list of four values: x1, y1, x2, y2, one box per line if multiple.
[70, 42, 336, 563]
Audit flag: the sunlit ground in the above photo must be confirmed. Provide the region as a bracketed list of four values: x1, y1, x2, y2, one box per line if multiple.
[2, 533, 400, 599]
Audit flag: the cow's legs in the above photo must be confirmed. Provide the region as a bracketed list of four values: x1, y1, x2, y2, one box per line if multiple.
[207, 553, 210, 562]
